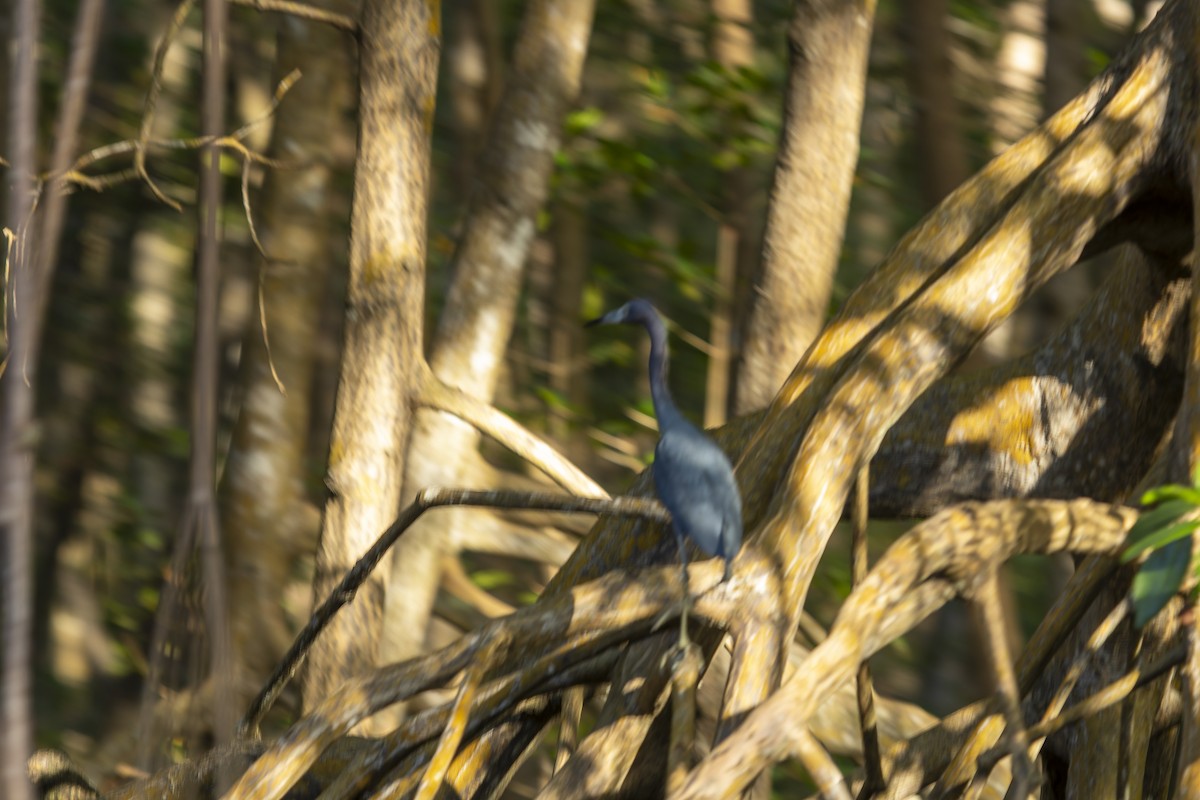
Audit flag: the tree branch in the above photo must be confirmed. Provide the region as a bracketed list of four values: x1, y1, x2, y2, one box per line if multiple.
[229, 0, 356, 32]
[674, 499, 1138, 799]
[418, 366, 606, 498]
[238, 488, 670, 737]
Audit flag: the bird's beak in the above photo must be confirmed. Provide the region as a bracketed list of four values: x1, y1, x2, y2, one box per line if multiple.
[585, 307, 624, 328]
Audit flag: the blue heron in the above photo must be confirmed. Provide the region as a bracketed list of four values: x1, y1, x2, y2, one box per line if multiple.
[587, 299, 743, 645]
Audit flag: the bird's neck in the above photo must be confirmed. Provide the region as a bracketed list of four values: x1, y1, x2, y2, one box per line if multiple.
[645, 315, 686, 432]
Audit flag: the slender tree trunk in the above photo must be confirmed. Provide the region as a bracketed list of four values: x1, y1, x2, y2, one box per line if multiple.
[1, 0, 39, 794]
[137, 0, 236, 767]
[445, 0, 503, 200]
[990, 0, 1043, 155]
[734, 0, 877, 415]
[193, 0, 233, 751]
[1044, 0, 1086, 115]
[302, 0, 440, 711]
[379, 0, 596, 688]
[706, 0, 755, 428]
[549, 200, 589, 464]
[220, 6, 354, 705]
[842, 17, 901, 278]
[29, 0, 105, 699]
[906, 0, 969, 207]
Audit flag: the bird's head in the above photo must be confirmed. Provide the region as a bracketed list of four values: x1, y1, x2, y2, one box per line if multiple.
[584, 298, 661, 329]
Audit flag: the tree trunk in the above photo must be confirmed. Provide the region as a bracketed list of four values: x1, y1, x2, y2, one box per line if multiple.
[734, 0, 877, 415]
[906, 0, 969, 207]
[377, 0, 596, 686]
[444, 0, 504, 200]
[549, 199, 589, 464]
[302, 0, 440, 711]
[706, 0, 756, 428]
[124, 2, 1200, 796]
[221, 7, 354, 707]
[1, 0, 40, 795]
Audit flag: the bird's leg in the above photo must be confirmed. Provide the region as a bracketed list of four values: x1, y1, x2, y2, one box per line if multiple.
[674, 529, 692, 649]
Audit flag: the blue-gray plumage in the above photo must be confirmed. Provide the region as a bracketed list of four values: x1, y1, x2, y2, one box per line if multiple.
[586, 299, 743, 644]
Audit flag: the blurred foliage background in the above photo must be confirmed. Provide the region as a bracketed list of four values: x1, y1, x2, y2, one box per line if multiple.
[4, 0, 1150, 790]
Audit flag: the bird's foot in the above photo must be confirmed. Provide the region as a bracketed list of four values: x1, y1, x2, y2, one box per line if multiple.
[651, 593, 694, 650]
[677, 592, 694, 651]
[665, 635, 702, 680]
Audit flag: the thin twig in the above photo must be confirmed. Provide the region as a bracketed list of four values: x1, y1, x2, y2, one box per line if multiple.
[1029, 600, 1129, 754]
[973, 640, 1187, 773]
[414, 633, 507, 800]
[1016, 555, 1117, 694]
[70, 71, 298, 199]
[852, 464, 884, 797]
[135, 0, 198, 210]
[794, 729, 853, 800]
[229, 0, 357, 32]
[243, 156, 287, 396]
[36, 0, 106, 329]
[967, 575, 1037, 800]
[554, 687, 584, 773]
[1, 228, 14, 361]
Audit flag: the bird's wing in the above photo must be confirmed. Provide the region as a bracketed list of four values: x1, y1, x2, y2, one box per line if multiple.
[653, 430, 742, 558]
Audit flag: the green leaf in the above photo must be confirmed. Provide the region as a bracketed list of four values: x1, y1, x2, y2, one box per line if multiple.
[535, 386, 572, 413]
[1131, 537, 1192, 628]
[1120, 500, 1195, 562]
[1122, 519, 1200, 563]
[137, 586, 160, 611]
[471, 570, 514, 590]
[1139, 483, 1200, 507]
[565, 106, 605, 136]
[711, 148, 741, 171]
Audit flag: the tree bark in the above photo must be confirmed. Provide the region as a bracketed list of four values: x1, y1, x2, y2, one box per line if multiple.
[221, 5, 354, 706]
[302, 0, 440, 710]
[444, 0, 504, 200]
[734, 0, 877, 415]
[1044, 0, 1086, 115]
[378, 0, 596, 683]
[66, 1, 1200, 797]
[906, 0, 969, 207]
[706, 0, 756, 428]
[1, 0, 39, 794]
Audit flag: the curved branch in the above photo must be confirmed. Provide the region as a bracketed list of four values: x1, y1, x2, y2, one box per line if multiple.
[227, 556, 741, 799]
[418, 365, 606, 498]
[719, 26, 1173, 741]
[871, 244, 1188, 516]
[238, 489, 669, 737]
[673, 499, 1137, 799]
[876, 552, 1118, 800]
[133, 0, 197, 209]
[314, 652, 616, 799]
